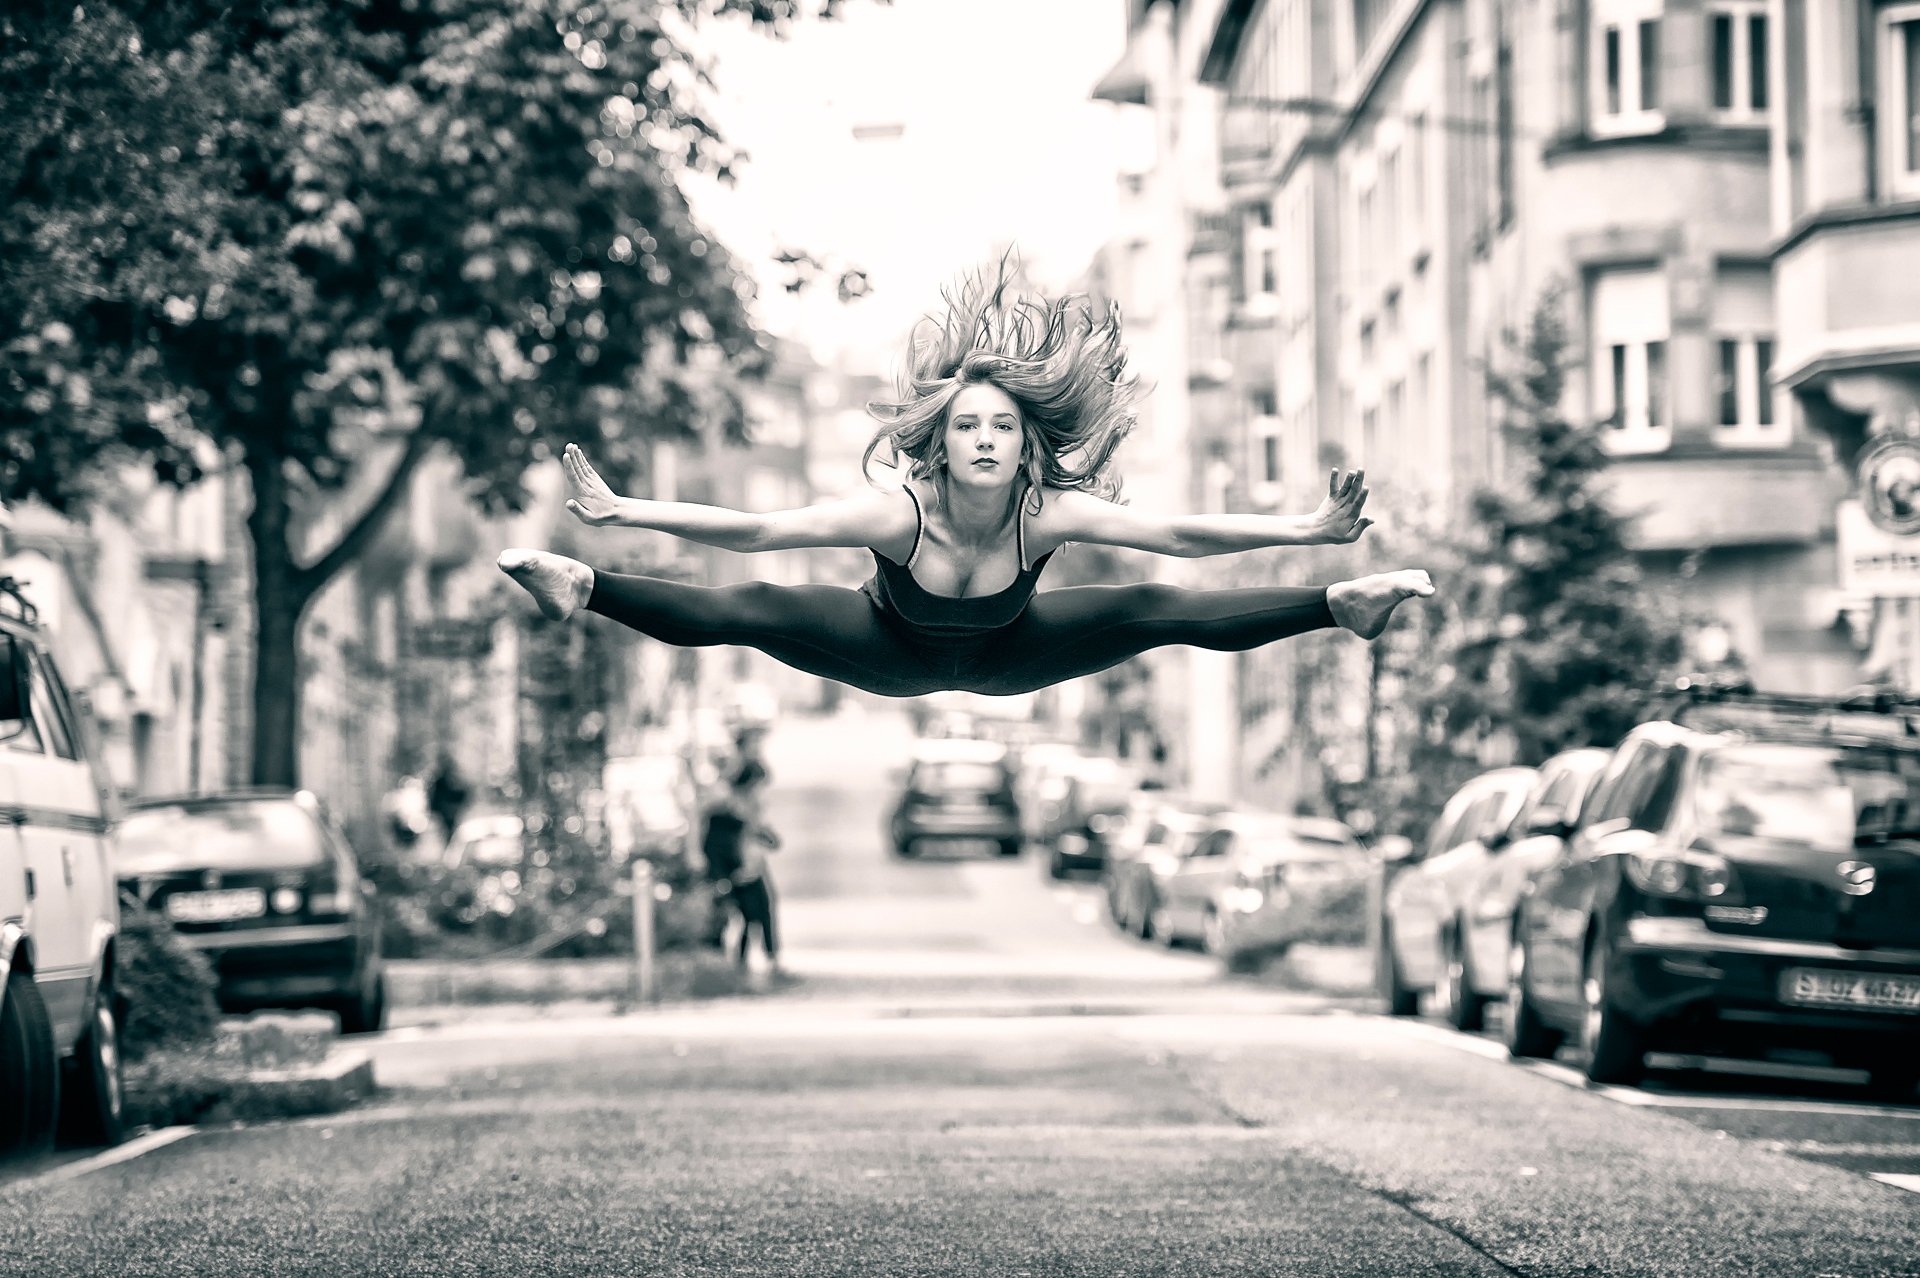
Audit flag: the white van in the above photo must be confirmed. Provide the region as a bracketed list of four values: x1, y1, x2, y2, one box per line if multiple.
[0, 584, 126, 1157]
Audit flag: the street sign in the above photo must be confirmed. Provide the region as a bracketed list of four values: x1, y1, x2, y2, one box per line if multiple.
[410, 617, 494, 660]
[1838, 500, 1920, 597]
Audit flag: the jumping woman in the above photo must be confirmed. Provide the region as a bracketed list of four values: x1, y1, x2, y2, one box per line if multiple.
[498, 267, 1434, 698]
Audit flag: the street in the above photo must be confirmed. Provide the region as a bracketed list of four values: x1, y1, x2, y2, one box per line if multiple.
[5, 709, 1920, 1276]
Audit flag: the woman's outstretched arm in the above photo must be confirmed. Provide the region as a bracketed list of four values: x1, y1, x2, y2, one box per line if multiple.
[1034, 468, 1374, 559]
[561, 443, 912, 554]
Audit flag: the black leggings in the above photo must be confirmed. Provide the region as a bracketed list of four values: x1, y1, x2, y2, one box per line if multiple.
[586, 572, 1338, 698]
[729, 877, 776, 964]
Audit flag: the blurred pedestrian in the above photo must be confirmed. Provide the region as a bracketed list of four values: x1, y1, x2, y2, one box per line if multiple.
[499, 260, 1432, 698]
[700, 764, 782, 975]
[427, 753, 470, 841]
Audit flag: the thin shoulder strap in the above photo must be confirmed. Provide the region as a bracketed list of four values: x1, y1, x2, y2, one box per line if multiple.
[902, 482, 926, 569]
[1016, 483, 1032, 573]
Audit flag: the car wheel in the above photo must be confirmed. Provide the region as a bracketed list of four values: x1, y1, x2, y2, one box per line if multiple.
[1377, 923, 1419, 1017]
[1580, 939, 1647, 1086]
[894, 839, 917, 859]
[1857, 1047, 1920, 1103]
[0, 967, 59, 1159]
[1046, 850, 1068, 880]
[336, 964, 387, 1036]
[1440, 927, 1486, 1033]
[998, 839, 1021, 858]
[1148, 899, 1176, 948]
[58, 982, 127, 1148]
[1502, 936, 1563, 1061]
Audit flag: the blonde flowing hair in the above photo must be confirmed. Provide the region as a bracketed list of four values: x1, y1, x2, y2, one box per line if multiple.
[863, 257, 1139, 512]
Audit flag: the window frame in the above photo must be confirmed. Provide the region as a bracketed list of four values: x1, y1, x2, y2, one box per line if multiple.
[1880, 2, 1920, 199]
[1708, 2, 1769, 120]
[1592, 0, 1666, 135]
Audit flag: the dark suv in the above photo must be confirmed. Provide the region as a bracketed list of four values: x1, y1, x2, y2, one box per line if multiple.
[1507, 684, 1920, 1094]
[888, 739, 1022, 859]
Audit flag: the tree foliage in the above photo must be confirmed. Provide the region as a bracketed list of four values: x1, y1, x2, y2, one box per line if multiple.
[1407, 285, 1686, 808]
[2, 0, 866, 782]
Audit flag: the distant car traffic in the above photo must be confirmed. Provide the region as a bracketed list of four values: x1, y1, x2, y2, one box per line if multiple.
[1206, 815, 1371, 972]
[115, 790, 387, 1034]
[1508, 687, 1920, 1093]
[0, 595, 127, 1156]
[1031, 755, 1140, 879]
[1107, 798, 1232, 940]
[1378, 767, 1536, 1018]
[887, 737, 1022, 859]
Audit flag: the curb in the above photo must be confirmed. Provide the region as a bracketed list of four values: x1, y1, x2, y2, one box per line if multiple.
[205, 1050, 377, 1123]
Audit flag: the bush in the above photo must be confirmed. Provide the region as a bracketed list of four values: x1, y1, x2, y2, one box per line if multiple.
[116, 900, 221, 1062]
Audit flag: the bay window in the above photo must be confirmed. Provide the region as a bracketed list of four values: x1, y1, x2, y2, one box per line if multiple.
[1592, 268, 1672, 453]
[1594, 0, 1665, 134]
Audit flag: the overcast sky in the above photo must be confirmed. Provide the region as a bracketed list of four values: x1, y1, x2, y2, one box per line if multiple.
[687, 1, 1142, 375]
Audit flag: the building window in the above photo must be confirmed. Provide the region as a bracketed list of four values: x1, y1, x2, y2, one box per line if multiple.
[1244, 202, 1279, 305]
[1883, 4, 1920, 196]
[1591, 267, 1671, 453]
[1496, 14, 1516, 227]
[1594, 0, 1665, 134]
[1261, 434, 1282, 484]
[1710, 4, 1768, 117]
[1711, 265, 1784, 445]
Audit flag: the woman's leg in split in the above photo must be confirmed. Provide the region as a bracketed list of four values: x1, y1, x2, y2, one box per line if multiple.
[499, 549, 945, 697]
[973, 570, 1433, 696]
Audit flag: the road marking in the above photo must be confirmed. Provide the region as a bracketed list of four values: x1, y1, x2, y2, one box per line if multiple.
[1871, 1173, 1920, 1194]
[1373, 1017, 1920, 1120]
[16, 1127, 197, 1189]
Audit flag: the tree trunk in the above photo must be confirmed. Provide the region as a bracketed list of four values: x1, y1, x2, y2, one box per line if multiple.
[246, 451, 305, 788]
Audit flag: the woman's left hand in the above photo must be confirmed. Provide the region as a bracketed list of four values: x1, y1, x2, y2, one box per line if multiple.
[1306, 468, 1373, 544]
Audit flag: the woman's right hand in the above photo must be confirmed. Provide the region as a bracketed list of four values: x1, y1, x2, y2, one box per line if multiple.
[563, 443, 629, 526]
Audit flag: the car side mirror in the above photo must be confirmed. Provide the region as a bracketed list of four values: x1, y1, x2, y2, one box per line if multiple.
[1524, 807, 1572, 840]
[0, 634, 30, 741]
[1374, 835, 1416, 864]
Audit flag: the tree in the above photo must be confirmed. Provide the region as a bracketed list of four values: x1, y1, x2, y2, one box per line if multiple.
[2, 0, 866, 784]
[1407, 285, 1686, 812]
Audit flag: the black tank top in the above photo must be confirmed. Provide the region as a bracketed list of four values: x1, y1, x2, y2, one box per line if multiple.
[863, 483, 1053, 642]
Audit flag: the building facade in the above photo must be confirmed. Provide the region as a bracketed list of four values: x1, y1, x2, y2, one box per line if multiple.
[1101, 0, 1892, 807]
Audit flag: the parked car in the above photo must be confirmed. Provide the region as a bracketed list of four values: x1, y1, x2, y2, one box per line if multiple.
[1206, 815, 1371, 972]
[1100, 788, 1186, 927]
[887, 737, 1022, 859]
[1031, 755, 1140, 879]
[1429, 748, 1614, 1033]
[1508, 687, 1920, 1093]
[0, 592, 127, 1156]
[1132, 809, 1331, 950]
[115, 790, 387, 1034]
[1378, 767, 1537, 1018]
[1108, 797, 1231, 938]
[1420, 752, 1612, 1028]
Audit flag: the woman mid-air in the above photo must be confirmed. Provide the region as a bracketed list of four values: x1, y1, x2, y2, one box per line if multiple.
[498, 268, 1434, 698]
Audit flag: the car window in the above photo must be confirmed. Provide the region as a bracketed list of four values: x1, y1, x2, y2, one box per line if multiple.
[1421, 786, 1481, 860]
[116, 800, 327, 874]
[913, 761, 1007, 792]
[1693, 742, 1920, 850]
[1583, 743, 1645, 827]
[1190, 830, 1233, 859]
[27, 659, 76, 761]
[1629, 747, 1683, 831]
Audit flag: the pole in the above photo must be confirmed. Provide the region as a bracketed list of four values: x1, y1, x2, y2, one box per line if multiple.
[188, 558, 209, 795]
[630, 859, 656, 1004]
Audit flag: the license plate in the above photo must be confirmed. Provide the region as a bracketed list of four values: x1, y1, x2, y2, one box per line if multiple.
[165, 888, 266, 923]
[1780, 968, 1920, 1013]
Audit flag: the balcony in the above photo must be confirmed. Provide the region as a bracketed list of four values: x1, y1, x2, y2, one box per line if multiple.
[1603, 446, 1838, 551]
[1775, 204, 1920, 391]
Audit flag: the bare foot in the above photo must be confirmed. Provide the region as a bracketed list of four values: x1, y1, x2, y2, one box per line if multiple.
[1327, 570, 1435, 640]
[498, 548, 593, 621]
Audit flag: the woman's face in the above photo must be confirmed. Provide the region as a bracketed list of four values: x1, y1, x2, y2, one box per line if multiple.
[942, 382, 1025, 494]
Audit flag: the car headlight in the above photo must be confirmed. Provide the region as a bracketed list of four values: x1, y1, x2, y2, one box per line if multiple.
[270, 888, 303, 914]
[1625, 849, 1734, 900]
[1224, 886, 1266, 913]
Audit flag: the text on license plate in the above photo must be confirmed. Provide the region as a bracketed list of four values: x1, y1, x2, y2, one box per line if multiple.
[1780, 968, 1920, 1013]
[164, 888, 266, 923]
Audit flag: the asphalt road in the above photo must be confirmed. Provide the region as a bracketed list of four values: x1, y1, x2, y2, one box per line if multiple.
[4, 706, 1918, 1276]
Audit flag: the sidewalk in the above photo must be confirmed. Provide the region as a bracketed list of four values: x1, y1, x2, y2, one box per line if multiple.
[383, 943, 1378, 1028]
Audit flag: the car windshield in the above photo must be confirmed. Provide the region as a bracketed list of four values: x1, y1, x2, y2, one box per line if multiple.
[116, 800, 324, 874]
[914, 761, 1005, 792]
[457, 833, 525, 867]
[1694, 744, 1920, 850]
